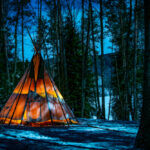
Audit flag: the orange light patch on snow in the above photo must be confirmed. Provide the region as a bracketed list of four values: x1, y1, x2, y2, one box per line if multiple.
[0, 118, 78, 127]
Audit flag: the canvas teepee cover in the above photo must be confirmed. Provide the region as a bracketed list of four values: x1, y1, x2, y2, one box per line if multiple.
[0, 53, 77, 127]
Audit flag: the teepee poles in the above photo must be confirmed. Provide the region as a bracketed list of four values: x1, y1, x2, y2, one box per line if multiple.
[5, 66, 30, 125]
[43, 77, 54, 126]
[20, 59, 34, 125]
[48, 74, 70, 127]
[49, 73, 78, 123]
[20, 78, 33, 125]
[8, 67, 31, 125]
[26, 26, 38, 53]
[0, 51, 77, 126]
[3, 67, 30, 125]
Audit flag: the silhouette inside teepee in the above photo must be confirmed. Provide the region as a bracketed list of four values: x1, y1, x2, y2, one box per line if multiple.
[0, 53, 78, 127]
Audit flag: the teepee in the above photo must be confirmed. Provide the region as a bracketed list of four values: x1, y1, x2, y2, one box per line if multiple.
[0, 53, 77, 127]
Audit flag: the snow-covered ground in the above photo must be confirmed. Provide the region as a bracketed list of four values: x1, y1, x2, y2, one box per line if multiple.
[0, 118, 138, 150]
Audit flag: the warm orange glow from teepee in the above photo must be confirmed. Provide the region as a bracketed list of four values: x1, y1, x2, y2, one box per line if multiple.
[0, 53, 77, 127]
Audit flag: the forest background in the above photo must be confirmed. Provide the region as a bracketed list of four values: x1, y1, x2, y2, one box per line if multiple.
[0, 0, 144, 121]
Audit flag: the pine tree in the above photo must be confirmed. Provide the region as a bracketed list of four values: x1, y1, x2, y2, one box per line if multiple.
[135, 0, 150, 148]
[105, 0, 144, 120]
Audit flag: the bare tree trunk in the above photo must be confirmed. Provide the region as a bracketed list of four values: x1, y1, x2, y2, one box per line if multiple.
[54, 0, 61, 88]
[81, 0, 91, 117]
[115, 54, 122, 110]
[1, 0, 10, 94]
[22, 0, 25, 70]
[133, 0, 138, 121]
[81, 0, 84, 58]
[100, 0, 105, 119]
[13, 0, 19, 85]
[58, 0, 69, 99]
[4, 33, 10, 85]
[93, 86, 98, 111]
[125, 0, 135, 121]
[81, 0, 85, 117]
[1, 0, 10, 84]
[38, 0, 42, 52]
[113, 38, 123, 118]
[108, 48, 113, 120]
[108, 89, 111, 120]
[122, 20, 129, 120]
[57, 0, 63, 93]
[120, 0, 129, 120]
[44, 42, 50, 72]
[40, 0, 42, 19]
[135, 0, 150, 148]
[38, 0, 39, 19]
[90, 0, 101, 118]
[65, 0, 72, 21]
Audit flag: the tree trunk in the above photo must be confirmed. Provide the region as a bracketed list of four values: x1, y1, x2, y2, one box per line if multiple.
[108, 48, 113, 120]
[90, 0, 101, 118]
[38, 0, 42, 52]
[100, 0, 105, 119]
[22, 0, 25, 70]
[81, 0, 91, 117]
[65, 0, 72, 21]
[57, 0, 63, 93]
[123, 0, 135, 121]
[133, 0, 138, 121]
[108, 89, 111, 120]
[1, 0, 10, 94]
[123, 17, 129, 120]
[58, 0, 69, 100]
[114, 53, 122, 111]
[13, 0, 19, 85]
[1, 0, 10, 85]
[135, 0, 150, 148]
[120, 0, 129, 120]
[38, 0, 39, 19]
[40, 0, 42, 19]
[81, 0, 85, 117]
[81, 0, 84, 58]
[4, 33, 10, 86]
[54, 0, 61, 88]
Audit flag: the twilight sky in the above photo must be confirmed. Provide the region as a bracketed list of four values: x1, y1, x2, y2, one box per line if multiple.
[16, 0, 112, 61]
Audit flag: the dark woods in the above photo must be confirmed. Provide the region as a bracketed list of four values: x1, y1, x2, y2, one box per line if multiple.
[0, 0, 144, 121]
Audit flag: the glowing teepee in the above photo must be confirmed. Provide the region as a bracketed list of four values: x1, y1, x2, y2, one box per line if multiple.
[0, 53, 77, 127]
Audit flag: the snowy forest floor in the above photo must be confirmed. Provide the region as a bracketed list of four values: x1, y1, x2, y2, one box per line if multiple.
[0, 119, 139, 150]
